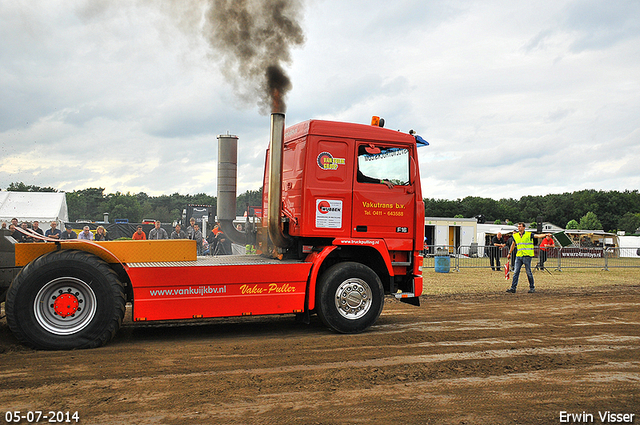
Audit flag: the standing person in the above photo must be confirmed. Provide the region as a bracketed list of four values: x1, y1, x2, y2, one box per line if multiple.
[132, 226, 146, 240]
[490, 232, 505, 271]
[148, 220, 168, 240]
[60, 225, 77, 240]
[78, 226, 94, 240]
[191, 224, 203, 255]
[95, 226, 109, 241]
[45, 221, 61, 239]
[15, 222, 33, 242]
[170, 224, 186, 239]
[506, 222, 546, 293]
[539, 234, 555, 270]
[186, 217, 197, 240]
[32, 221, 44, 241]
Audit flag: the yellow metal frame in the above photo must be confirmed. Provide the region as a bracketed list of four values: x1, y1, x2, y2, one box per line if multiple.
[15, 240, 197, 267]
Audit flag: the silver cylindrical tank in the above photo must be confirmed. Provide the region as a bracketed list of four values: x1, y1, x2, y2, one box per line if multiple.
[216, 133, 246, 246]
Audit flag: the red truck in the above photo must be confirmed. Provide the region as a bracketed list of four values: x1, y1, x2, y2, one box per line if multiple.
[0, 113, 425, 350]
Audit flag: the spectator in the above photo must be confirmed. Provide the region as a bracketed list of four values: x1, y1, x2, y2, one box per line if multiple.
[1, 222, 6, 229]
[148, 220, 168, 240]
[45, 221, 61, 239]
[186, 218, 197, 240]
[539, 234, 555, 270]
[11, 218, 18, 229]
[95, 225, 109, 241]
[32, 221, 44, 241]
[60, 225, 77, 240]
[132, 226, 146, 240]
[171, 224, 186, 239]
[490, 233, 505, 271]
[20, 222, 35, 243]
[215, 228, 231, 255]
[12, 222, 31, 242]
[206, 227, 218, 255]
[78, 225, 94, 240]
[191, 224, 203, 255]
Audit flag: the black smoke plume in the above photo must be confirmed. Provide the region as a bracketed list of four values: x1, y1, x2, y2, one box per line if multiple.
[205, 0, 305, 113]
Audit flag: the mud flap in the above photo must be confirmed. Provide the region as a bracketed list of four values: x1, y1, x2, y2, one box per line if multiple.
[400, 296, 420, 306]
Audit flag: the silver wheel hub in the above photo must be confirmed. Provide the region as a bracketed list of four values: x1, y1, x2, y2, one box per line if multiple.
[34, 277, 97, 335]
[335, 278, 372, 320]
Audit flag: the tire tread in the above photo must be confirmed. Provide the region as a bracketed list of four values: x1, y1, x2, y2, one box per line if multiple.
[5, 250, 125, 350]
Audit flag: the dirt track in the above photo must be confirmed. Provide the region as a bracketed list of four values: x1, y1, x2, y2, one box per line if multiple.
[1, 285, 639, 425]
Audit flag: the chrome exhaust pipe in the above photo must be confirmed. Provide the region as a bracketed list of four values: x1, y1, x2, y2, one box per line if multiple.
[267, 113, 292, 249]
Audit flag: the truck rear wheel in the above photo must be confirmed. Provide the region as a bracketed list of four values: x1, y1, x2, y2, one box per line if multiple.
[316, 262, 384, 333]
[5, 250, 125, 350]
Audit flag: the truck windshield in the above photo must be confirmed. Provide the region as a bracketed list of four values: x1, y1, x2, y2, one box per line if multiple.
[357, 146, 409, 186]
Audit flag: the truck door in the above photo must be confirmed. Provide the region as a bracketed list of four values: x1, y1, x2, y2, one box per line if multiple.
[351, 143, 416, 245]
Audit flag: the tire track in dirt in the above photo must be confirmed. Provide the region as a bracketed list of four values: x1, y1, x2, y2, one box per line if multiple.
[1, 288, 638, 424]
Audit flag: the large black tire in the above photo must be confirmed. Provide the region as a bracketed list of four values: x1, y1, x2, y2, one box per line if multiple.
[316, 262, 384, 334]
[5, 250, 125, 350]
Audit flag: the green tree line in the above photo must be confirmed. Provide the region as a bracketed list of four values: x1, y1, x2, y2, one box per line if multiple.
[5, 183, 640, 233]
[424, 189, 640, 233]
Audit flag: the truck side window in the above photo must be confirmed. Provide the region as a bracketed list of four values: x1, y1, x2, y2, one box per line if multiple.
[357, 145, 410, 186]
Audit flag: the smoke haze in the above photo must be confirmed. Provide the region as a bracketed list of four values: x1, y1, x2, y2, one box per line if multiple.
[204, 0, 305, 113]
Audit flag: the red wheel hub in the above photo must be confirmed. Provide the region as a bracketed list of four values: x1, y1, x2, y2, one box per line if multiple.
[53, 293, 79, 317]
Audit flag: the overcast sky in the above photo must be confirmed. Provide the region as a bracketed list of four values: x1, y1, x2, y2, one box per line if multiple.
[1, 0, 639, 200]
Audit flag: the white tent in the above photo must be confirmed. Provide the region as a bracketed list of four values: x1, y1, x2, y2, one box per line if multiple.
[618, 236, 640, 258]
[0, 192, 69, 225]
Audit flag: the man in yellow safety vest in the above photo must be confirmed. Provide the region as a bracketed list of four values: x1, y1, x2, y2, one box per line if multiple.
[506, 222, 548, 293]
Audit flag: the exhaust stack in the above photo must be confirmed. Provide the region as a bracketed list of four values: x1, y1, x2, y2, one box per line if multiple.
[216, 133, 246, 245]
[267, 113, 292, 249]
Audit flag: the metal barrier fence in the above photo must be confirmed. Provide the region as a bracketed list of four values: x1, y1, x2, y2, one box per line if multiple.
[423, 245, 640, 271]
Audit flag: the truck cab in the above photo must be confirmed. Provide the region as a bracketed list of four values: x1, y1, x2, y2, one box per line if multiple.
[260, 117, 424, 301]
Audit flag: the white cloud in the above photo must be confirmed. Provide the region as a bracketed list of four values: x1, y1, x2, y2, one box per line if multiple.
[0, 0, 638, 203]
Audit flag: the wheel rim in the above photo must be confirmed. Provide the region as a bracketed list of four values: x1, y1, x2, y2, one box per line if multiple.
[34, 277, 98, 335]
[334, 278, 373, 320]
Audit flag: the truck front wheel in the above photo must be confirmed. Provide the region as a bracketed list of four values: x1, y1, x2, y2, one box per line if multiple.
[5, 250, 125, 350]
[316, 262, 384, 333]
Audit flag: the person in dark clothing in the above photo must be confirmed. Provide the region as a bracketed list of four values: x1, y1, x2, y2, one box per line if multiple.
[206, 227, 218, 255]
[171, 224, 186, 239]
[45, 221, 61, 239]
[214, 229, 232, 255]
[32, 221, 44, 241]
[60, 225, 77, 240]
[94, 225, 110, 241]
[490, 233, 505, 271]
[12, 222, 31, 242]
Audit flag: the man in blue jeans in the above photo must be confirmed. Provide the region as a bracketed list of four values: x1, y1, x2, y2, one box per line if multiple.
[506, 222, 547, 293]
